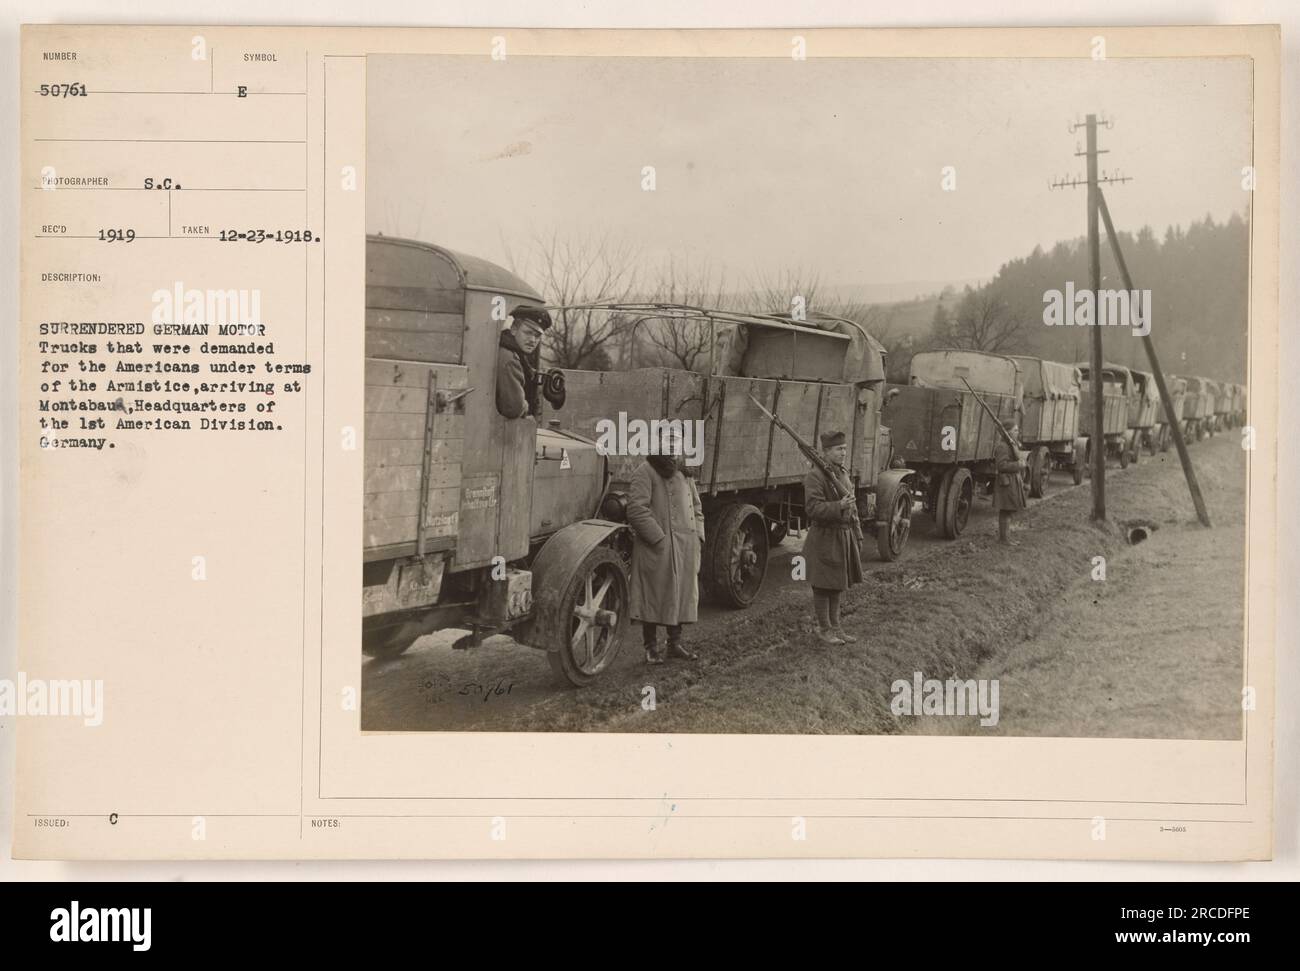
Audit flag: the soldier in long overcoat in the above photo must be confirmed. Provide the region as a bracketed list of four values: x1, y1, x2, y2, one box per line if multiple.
[802, 430, 864, 646]
[992, 423, 1027, 544]
[625, 438, 705, 664]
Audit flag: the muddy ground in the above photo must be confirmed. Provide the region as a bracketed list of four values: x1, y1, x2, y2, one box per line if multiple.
[361, 435, 1246, 738]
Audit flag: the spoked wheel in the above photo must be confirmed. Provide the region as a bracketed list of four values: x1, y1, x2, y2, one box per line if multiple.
[939, 467, 973, 539]
[703, 503, 769, 608]
[876, 484, 912, 561]
[546, 545, 628, 687]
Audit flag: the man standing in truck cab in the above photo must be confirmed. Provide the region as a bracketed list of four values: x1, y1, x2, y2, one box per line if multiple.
[496, 305, 552, 419]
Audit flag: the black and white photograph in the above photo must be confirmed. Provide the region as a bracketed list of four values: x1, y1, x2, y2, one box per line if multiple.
[359, 52, 1252, 738]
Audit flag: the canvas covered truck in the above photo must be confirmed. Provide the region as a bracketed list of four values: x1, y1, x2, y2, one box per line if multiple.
[1180, 376, 1216, 441]
[1230, 383, 1247, 428]
[1009, 355, 1086, 494]
[362, 235, 634, 686]
[556, 306, 915, 608]
[1152, 375, 1187, 454]
[1177, 376, 1214, 441]
[1076, 361, 1133, 468]
[881, 349, 1023, 538]
[1125, 368, 1162, 461]
[1211, 379, 1234, 431]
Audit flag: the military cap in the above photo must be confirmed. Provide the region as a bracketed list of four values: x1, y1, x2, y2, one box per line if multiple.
[511, 305, 553, 330]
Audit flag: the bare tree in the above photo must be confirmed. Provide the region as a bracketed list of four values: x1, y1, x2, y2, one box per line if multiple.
[514, 231, 642, 369]
[947, 285, 1027, 352]
[639, 256, 730, 371]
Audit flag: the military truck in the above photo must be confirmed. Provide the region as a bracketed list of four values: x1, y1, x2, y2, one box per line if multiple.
[1076, 361, 1133, 468]
[362, 235, 634, 686]
[1151, 375, 1187, 454]
[1176, 376, 1214, 441]
[882, 350, 1023, 538]
[1125, 368, 1162, 462]
[1009, 355, 1086, 494]
[556, 305, 915, 608]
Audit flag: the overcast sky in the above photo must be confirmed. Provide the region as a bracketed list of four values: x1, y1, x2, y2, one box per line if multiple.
[367, 54, 1252, 292]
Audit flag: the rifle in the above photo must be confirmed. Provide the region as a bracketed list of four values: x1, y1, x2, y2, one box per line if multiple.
[748, 393, 862, 539]
[959, 377, 1020, 453]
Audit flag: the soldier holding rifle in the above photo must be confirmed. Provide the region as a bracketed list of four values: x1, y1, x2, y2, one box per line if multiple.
[802, 430, 865, 646]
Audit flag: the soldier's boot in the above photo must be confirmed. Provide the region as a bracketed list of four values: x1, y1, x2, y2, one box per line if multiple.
[833, 628, 859, 644]
[642, 624, 664, 665]
[665, 626, 698, 661]
[815, 628, 846, 646]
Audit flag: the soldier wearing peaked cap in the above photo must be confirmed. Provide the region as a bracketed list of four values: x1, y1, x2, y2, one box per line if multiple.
[496, 305, 553, 419]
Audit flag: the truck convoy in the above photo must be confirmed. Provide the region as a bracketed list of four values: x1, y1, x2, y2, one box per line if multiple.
[360, 235, 1245, 686]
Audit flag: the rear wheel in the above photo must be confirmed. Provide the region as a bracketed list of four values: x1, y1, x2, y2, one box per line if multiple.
[876, 485, 912, 561]
[939, 467, 973, 539]
[703, 503, 768, 608]
[545, 545, 629, 687]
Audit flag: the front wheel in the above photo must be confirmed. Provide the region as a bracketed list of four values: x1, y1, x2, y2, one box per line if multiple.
[876, 485, 912, 561]
[545, 545, 629, 687]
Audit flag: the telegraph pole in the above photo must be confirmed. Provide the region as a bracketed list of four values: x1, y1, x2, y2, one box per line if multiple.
[1084, 116, 1106, 520]
[1052, 115, 1129, 522]
[1051, 113, 1211, 528]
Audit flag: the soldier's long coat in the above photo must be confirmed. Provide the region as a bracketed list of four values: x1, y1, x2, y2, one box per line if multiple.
[625, 461, 705, 626]
[992, 438, 1028, 512]
[802, 464, 864, 591]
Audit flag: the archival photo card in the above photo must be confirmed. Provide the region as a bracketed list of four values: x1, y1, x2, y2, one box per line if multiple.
[14, 24, 1278, 861]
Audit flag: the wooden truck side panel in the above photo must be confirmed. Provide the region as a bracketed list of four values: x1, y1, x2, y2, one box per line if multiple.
[557, 367, 873, 493]
[363, 359, 467, 560]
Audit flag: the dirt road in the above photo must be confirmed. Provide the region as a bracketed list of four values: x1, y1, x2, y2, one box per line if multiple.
[361, 438, 1245, 736]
